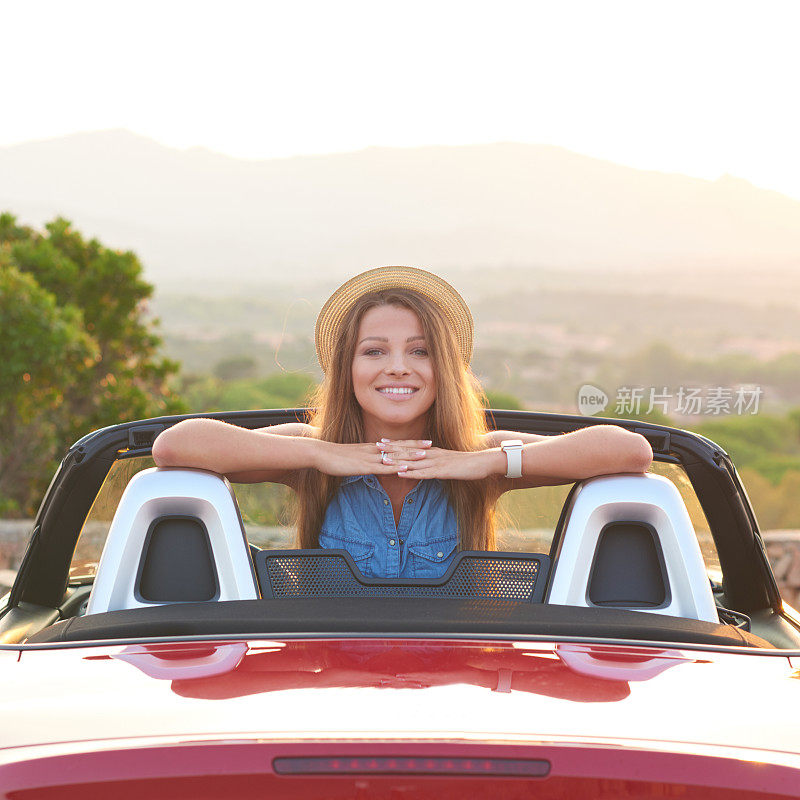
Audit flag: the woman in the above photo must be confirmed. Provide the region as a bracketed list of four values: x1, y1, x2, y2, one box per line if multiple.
[152, 266, 653, 578]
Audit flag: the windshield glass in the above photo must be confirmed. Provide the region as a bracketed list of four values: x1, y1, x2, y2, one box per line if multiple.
[70, 455, 155, 581]
[70, 455, 719, 583]
[650, 460, 719, 581]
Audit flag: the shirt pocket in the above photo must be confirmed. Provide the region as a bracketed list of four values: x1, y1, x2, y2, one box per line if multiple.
[408, 536, 459, 579]
[319, 531, 376, 576]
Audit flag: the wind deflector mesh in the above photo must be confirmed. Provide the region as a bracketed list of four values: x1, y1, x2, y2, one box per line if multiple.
[255, 549, 549, 602]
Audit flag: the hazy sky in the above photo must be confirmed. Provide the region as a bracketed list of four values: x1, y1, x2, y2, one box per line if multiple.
[4, 0, 800, 199]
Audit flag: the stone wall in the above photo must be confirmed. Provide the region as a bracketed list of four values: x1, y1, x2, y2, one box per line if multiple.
[0, 520, 32, 594]
[2, 520, 800, 607]
[763, 531, 800, 608]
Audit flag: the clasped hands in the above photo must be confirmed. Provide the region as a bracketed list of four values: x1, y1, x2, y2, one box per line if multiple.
[317, 438, 504, 481]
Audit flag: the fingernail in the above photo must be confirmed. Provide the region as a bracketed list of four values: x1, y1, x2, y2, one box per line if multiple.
[415, 450, 426, 456]
[422, 440, 432, 446]
[398, 465, 408, 472]
[381, 438, 391, 443]
[376, 442, 386, 448]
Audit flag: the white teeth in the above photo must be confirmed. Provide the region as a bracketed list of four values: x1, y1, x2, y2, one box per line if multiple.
[378, 387, 417, 395]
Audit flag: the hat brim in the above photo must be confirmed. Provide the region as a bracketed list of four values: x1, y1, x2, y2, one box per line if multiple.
[315, 266, 474, 373]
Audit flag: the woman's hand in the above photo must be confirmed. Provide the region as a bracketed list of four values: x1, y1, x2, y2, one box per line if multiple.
[313, 440, 428, 477]
[389, 446, 504, 481]
[376, 438, 432, 462]
[381, 425, 653, 484]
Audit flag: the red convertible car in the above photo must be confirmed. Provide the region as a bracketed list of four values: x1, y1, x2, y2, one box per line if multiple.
[2, 409, 800, 798]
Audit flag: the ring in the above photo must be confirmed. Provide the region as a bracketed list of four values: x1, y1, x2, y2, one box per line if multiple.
[381, 451, 391, 465]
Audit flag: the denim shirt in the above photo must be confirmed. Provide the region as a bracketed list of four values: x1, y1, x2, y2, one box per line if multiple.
[319, 475, 459, 579]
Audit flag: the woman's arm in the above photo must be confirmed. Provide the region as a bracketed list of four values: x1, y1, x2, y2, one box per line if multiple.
[494, 425, 653, 491]
[151, 418, 420, 486]
[151, 419, 321, 487]
[393, 425, 653, 490]
[223, 422, 321, 484]
[481, 429, 548, 449]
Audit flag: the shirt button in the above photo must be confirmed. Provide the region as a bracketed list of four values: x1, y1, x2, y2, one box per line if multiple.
[383, 499, 389, 506]
[399, 538, 405, 544]
[390, 539, 396, 546]
[407, 497, 413, 504]
[437, 551, 444, 558]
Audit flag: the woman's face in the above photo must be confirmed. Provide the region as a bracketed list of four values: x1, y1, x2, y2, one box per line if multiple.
[351, 304, 436, 432]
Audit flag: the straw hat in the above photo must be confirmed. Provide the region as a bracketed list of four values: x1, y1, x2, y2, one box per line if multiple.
[314, 266, 474, 373]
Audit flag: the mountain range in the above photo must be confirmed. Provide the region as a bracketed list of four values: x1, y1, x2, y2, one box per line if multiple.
[1, 130, 799, 291]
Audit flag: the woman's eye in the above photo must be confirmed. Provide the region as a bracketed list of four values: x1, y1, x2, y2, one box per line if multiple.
[360, 347, 427, 356]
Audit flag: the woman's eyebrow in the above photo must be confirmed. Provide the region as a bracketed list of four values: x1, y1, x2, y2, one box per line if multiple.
[357, 335, 426, 344]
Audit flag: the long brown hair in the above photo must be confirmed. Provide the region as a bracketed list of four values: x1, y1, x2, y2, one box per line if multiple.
[294, 288, 498, 550]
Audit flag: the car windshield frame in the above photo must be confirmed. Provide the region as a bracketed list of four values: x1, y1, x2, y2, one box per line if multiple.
[8, 408, 782, 619]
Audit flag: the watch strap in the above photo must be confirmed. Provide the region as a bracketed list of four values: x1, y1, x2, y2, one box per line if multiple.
[500, 439, 524, 479]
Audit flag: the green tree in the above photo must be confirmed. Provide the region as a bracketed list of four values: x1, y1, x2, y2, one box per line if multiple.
[214, 356, 258, 382]
[692, 412, 800, 483]
[485, 390, 526, 410]
[180, 370, 317, 413]
[0, 213, 186, 516]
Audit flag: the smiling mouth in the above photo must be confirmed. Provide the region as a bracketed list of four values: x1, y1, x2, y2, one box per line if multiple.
[377, 387, 419, 397]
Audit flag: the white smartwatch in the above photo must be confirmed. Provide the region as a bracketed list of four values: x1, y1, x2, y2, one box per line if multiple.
[500, 439, 524, 479]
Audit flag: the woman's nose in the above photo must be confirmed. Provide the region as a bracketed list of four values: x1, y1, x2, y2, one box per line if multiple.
[385, 350, 410, 374]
